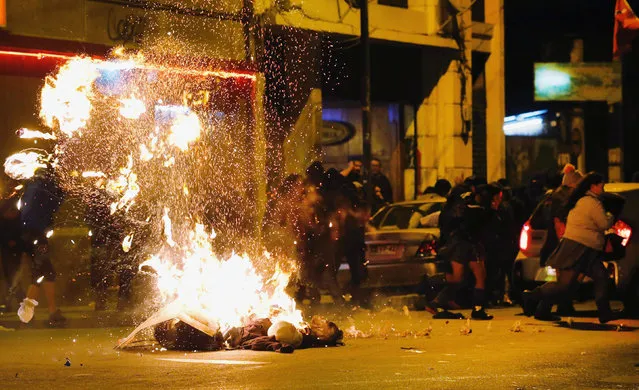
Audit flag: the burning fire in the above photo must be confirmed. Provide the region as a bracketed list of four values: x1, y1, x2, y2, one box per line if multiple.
[4, 49, 304, 339]
[40, 58, 99, 137]
[17, 128, 57, 140]
[168, 111, 201, 152]
[119, 95, 147, 120]
[141, 219, 303, 333]
[4, 150, 50, 180]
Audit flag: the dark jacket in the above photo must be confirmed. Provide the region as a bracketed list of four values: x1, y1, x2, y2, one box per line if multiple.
[370, 173, 393, 203]
[20, 175, 63, 235]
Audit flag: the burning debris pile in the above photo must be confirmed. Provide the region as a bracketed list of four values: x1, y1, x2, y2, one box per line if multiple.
[4, 49, 340, 351]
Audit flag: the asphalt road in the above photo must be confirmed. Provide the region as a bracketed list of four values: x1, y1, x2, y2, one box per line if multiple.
[0, 302, 638, 389]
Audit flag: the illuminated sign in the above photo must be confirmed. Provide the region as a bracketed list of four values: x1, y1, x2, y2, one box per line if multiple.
[503, 110, 548, 136]
[0, 0, 5, 28]
[534, 62, 621, 103]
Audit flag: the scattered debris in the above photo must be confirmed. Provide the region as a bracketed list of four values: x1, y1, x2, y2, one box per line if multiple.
[460, 319, 472, 335]
[401, 346, 417, 350]
[344, 325, 370, 339]
[580, 351, 586, 355]
[510, 321, 522, 333]
[64, 358, 71, 367]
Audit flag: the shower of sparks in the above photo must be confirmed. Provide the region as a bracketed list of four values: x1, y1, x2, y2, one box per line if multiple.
[4, 46, 305, 339]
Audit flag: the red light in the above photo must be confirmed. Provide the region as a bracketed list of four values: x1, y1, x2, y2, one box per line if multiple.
[416, 239, 437, 257]
[519, 222, 530, 251]
[612, 220, 632, 246]
[0, 49, 92, 61]
[0, 50, 256, 81]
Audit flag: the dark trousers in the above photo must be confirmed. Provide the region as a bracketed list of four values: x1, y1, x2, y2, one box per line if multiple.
[22, 232, 55, 284]
[1, 246, 24, 302]
[536, 254, 611, 316]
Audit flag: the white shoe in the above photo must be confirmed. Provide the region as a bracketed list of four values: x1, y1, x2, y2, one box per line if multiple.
[17, 298, 38, 323]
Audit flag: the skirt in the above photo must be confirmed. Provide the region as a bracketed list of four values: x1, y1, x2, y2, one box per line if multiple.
[440, 235, 483, 265]
[547, 238, 602, 271]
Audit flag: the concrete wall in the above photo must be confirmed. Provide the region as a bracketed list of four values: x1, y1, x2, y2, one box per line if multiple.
[484, 0, 506, 181]
[256, 0, 456, 49]
[6, 0, 246, 60]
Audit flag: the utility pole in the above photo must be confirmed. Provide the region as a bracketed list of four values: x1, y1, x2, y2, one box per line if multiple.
[570, 38, 586, 173]
[360, 0, 373, 205]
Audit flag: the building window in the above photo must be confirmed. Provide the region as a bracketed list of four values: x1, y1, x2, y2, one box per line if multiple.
[378, 0, 408, 8]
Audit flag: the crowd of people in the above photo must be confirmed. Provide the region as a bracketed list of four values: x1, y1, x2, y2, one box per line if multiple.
[421, 175, 519, 320]
[422, 163, 637, 323]
[1, 157, 636, 326]
[263, 158, 377, 308]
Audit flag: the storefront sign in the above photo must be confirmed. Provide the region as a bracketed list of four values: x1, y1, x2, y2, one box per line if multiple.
[534, 62, 622, 103]
[319, 120, 355, 146]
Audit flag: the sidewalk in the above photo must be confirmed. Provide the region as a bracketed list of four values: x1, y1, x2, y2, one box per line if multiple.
[0, 305, 139, 330]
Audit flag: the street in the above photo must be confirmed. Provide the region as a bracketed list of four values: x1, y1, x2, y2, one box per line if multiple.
[1, 301, 638, 389]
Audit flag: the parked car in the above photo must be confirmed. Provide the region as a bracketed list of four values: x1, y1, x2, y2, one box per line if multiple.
[512, 183, 639, 307]
[336, 194, 448, 291]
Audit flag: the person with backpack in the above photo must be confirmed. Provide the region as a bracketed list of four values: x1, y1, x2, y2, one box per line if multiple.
[522, 172, 617, 324]
[423, 184, 494, 320]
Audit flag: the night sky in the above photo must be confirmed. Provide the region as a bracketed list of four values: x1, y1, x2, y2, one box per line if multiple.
[504, 0, 625, 115]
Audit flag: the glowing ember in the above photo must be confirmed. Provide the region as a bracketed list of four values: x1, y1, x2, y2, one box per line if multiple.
[168, 111, 201, 151]
[82, 171, 106, 178]
[162, 208, 176, 247]
[17, 128, 57, 140]
[139, 145, 154, 161]
[122, 234, 134, 253]
[119, 95, 146, 120]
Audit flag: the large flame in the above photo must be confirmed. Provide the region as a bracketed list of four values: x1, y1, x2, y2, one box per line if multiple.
[40, 58, 99, 137]
[141, 220, 303, 332]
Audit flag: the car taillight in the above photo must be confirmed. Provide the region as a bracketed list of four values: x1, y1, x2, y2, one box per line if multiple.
[416, 239, 437, 257]
[612, 220, 632, 246]
[519, 221, 531, 251]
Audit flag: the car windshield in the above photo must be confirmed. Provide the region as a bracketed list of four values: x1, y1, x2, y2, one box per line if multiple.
[372, 202, 443, 230]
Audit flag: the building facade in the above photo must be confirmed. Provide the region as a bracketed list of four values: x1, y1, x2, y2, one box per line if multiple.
[1, 0, 506, 199]
[255, 0, 506, 199]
